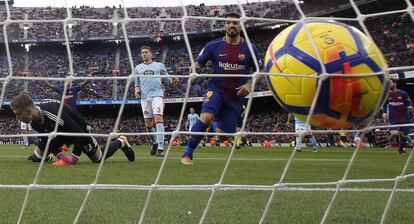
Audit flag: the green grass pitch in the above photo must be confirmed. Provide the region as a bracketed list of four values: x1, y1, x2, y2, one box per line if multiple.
[0, 144, 413, 223]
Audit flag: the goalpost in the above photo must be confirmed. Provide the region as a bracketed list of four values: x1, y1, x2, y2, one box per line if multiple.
[0, 0, 414, 223]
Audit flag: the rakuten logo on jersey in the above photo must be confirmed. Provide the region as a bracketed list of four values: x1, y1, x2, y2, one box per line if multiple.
[389, 102, 404, 106]
[219, 62, 245, 71]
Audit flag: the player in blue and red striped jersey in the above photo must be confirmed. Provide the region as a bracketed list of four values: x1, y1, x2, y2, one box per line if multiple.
[382, 79, 414, 155]
[38, 72, 88, 111]
[181, 12, 263, 165]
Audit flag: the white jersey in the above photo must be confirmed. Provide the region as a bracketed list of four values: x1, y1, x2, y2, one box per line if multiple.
[20, 121, 32, 131]
[295, 117, 311, 132]
[134, 61, 171, 99]
[187, 113, 200, 131]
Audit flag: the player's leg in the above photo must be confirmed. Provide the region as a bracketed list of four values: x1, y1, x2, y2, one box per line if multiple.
[235, 118, 243, 149]
[78, 136, 135, 163]
[215, 100, 242, 144]
[20, 122, 29, 149]
[397, 126, 411, 155]
[306, 135, 318, 152]
[209, 100, 244, 150]
[389, 124, 407, 155]
[27, 124, 33, 148]
[295, 135, 303, 152]
[152, 97, 166, 157]
[340, 136, 348, 147]
[22, 130, 29, 149]
[182, 112, 214, 164]
[406, 134, 412, 147]
[105, 136, 135, 161]
[306, 123, 318, 152]
[294, 122, 304, 152]
[142, 98, 158, 155]
[182, 89, 222, 165]
[236, 130, 243, 149]
[144, 118, 158, 156]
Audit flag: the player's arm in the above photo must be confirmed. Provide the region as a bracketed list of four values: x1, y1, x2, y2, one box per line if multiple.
[161, 63, 179, 84]
[404, 93, 414, 112]
[195, 61, 203, 74]
[186, 116, 190, 130]
[44, 80, 54, 89]
[59, 110, 92, 165]
[35, 136, 62, 157]
[237, 45, 264, 96]
[195, 43, 213, 73]
[287, 113, 293, 125]
[382, 100, 389, 120]
[134, 68, 141, 98]
[79, 71, 93, 88]
[134, 86, 141, 98]
[78, 79, 88, 88]
[36, 72, 55, 89]
[236, 73, 266, 96]
[43, 103, 89, 164]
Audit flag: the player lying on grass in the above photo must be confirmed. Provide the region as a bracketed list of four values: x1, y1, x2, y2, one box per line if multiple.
[10, 92, 135, 166]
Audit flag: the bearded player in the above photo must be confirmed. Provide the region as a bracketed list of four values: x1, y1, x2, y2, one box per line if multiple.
[382, 79, 414, 155]
[181, 12, 263, 165]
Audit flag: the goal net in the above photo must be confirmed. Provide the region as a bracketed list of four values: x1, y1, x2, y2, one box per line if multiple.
[0, 0, 413, 223]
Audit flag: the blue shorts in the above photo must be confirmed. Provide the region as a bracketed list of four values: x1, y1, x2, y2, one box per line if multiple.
[201, 87, 243, 133]
[389, 122, 412, 135]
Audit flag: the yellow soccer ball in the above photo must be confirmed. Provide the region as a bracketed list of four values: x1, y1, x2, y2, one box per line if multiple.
[265, 21, 390, 128]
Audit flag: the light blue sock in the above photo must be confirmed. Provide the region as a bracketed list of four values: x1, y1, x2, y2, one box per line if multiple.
[23, 136, 29, 146]
[295, 135, 302, 151]
[309, 136, 318, 150]
[156, 123, 165, 150]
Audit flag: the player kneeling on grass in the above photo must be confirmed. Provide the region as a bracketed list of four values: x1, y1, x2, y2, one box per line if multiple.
[10, 92, 135, 166]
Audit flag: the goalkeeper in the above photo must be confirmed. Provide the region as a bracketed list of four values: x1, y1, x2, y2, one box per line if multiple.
[10, 93, 135, 166]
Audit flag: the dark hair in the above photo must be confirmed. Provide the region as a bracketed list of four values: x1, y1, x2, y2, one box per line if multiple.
[224, 12, 241, 19]
[140, 45, 152, 52]
[10, 92, 34, 111]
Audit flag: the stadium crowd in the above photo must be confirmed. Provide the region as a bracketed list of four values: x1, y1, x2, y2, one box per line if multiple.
[1, 7, 413, 100]
[0, 1, 301, 40]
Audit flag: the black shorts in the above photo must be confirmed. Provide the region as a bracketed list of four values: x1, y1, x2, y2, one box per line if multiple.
[37, 135, 98, 157]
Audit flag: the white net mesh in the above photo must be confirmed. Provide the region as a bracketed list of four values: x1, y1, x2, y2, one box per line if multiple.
[0, 0, 414, 223]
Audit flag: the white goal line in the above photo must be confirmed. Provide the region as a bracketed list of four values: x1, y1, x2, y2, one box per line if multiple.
[0, 184, 413, 193]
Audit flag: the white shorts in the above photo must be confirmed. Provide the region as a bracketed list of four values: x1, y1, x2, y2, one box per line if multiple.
[141, 97, 164, 119]
[20, 121, 32, 131]
[295, 122, 311, 133]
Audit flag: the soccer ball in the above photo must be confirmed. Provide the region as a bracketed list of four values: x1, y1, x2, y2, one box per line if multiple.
[265, 21, 390, 128]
